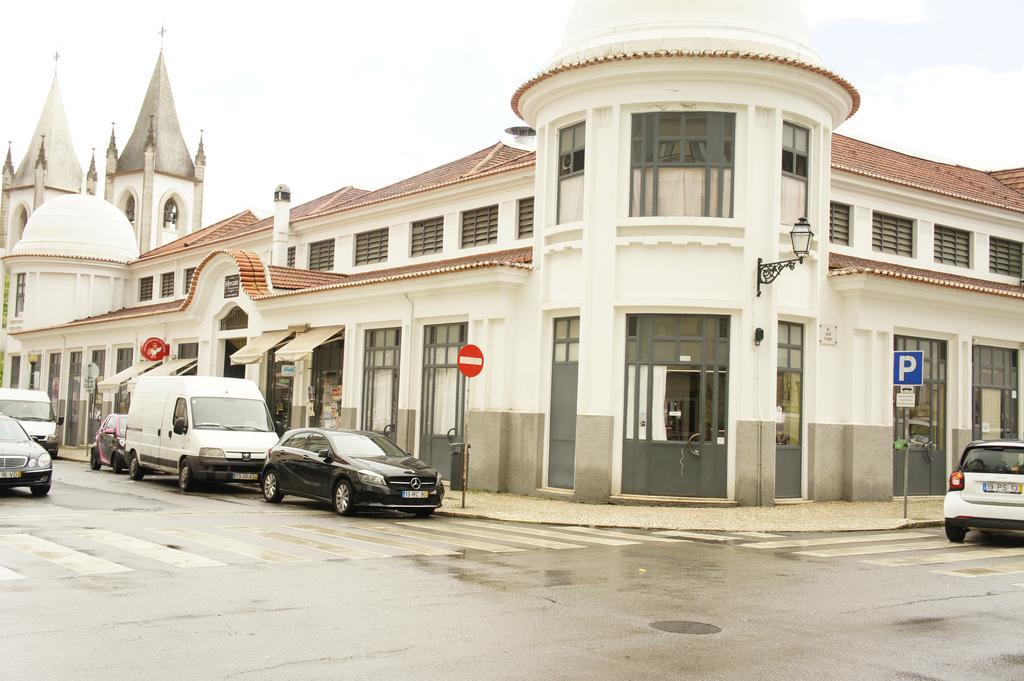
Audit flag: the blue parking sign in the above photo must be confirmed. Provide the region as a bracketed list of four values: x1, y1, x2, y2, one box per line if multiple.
[893, 351, 924, 386]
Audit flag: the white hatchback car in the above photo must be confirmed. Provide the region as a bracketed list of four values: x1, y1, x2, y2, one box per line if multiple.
[944, 441, 1024, 543]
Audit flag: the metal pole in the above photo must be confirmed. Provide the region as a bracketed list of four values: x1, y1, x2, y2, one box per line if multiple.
[902, 403, 910, 520]
[462, 379, 469, 509]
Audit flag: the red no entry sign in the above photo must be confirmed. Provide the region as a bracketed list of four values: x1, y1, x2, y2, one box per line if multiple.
[457, 344, 484, 378]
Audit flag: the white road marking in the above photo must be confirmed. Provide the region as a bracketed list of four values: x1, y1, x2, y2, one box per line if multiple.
[452, 520, 639, 546]
[395, 522, 585, 549]
[0, 564, 25, 581]
[795, 541, 958, 558]
[0, 534, 131, 575]
[653, 531, 739, 543]
[153, 528, 306, 563]
[556, 526, 681, 543]
[864, 547, 1024, 567]
[73, 529, 224, 568]
[739, 532, 933, 549]
[732, 531, 786, 539]
[226, 527, 388, 559]
[934, 561, 1024, 578]
[288, 524, 457, 557]
[367, 525, 524, 553]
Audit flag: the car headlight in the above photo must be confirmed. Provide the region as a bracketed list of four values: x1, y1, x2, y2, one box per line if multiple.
[37, 452, 51, 468]
[199, 448, 226, 458]
[44, 435, 58, 443]
[357, 470, 386, 487]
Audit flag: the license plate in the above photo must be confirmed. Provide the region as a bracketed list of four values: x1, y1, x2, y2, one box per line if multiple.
[983, 482, 1023, 494]
[402, 490, 429, 499]
[231, 473, 259, 481]
[0, 471, 22, 479]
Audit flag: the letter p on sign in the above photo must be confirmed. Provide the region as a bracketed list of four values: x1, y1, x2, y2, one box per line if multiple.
[893, 351, 924, 386]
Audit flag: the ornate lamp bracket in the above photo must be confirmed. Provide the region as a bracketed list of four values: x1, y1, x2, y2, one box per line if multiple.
[756, 257, 803, 297]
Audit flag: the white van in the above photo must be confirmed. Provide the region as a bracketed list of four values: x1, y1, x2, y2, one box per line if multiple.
[125, 376, 283, 492]
[0, 388, 63, 457]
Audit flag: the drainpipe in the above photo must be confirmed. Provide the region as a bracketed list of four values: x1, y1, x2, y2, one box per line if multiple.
[403, 293, 415, 447]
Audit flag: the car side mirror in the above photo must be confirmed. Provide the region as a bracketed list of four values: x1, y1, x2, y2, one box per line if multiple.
[274, 420, 285, 437]
[57, 416, 65, 426]
[173, 417, 188, 435]
[102, 427, 116, 435]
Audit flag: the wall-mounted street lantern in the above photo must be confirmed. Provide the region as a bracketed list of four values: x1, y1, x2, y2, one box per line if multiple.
[757, 217, 814, 297]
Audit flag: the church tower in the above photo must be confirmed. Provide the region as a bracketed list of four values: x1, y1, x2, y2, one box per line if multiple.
[105, 52, 204, 254]
[0, 74, 83, 251]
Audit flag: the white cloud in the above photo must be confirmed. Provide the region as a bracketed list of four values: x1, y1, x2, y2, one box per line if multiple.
[837, 64, 1024, 170]
[803, 0, 930, 26]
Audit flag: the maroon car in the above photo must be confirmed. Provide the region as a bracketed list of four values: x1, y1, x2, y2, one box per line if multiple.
[90, 413, 127, 473]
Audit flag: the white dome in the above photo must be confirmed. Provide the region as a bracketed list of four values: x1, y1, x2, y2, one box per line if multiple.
[13, 194, 139, 262]
[552, 0, 821, 68]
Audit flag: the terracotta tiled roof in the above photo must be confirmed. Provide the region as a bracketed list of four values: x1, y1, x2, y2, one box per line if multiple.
[252, 247, 533, 300]
[832, 135, 1024, 214]
[267, 266, 348, 290]
[40, 299, 183, 326]
[512, 50, 860, 120]
[295, 143, 535, 223]
[990, 168, 1024, 193]
[829, 252, 1024, 300]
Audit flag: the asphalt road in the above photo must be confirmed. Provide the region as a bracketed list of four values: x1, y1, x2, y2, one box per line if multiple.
[2, 462, 1023, 681]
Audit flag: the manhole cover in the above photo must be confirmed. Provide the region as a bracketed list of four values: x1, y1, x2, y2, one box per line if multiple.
[650, 621, 721, 635]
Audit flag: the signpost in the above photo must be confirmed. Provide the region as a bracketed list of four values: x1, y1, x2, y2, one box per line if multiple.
[893, 350, 924, 519]
[456, 344, 485, 508]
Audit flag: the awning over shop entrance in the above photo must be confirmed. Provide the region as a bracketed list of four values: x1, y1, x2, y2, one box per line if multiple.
[128, 357, 198, 386]
[229, 330, 293, 365]
[274, 326, 344, 363]
[97, 361, 157, 395]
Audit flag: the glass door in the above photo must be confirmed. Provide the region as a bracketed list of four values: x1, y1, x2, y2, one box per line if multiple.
[972, 346, 1018, 440]
[362, 328, 401, 439]
[893, 336, 947, 496]
[420, 323, 466, 478]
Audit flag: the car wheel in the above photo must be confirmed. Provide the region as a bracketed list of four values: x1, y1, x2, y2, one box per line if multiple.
[30, 484, 50, 496]
[333, 479, 356, 516]
[111, 451, 125, 475]
[178, 460, 197, 493]
[944, 519, 968, 543]
[89, 447, 101, 471]
[411, 508, 435, 518]
[262, 470, 284, 503]
[128, 453, 145, 481]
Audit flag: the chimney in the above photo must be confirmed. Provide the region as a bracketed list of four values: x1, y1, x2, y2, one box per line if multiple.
[272, 184, 291, 266]
[505, 126, 537, 150]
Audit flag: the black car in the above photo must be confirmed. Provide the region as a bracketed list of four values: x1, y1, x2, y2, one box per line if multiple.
[0, 414, 53, 495]
[261, 428, 443, 516]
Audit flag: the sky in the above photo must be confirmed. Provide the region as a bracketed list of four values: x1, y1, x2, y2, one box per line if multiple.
[1, 0, 1022, 223]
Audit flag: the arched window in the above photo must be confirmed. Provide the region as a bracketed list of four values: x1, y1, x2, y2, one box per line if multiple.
[124, 195, 136, 225]
[219, 306, 249, 331]
[163, 199, 179, 230]
[14, 207, 28, 244]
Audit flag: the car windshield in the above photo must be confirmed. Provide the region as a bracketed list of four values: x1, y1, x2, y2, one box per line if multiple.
[0, 419, 30, 443]
[327, 432, 408, 460]
[190, 398, 273, 432]
[962, 447, 1024, 476]
[0, 399, 54, 422]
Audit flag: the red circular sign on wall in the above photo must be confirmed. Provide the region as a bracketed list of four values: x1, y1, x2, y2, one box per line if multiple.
[457, 344, 484, 379]
[141, 337, 170, 362]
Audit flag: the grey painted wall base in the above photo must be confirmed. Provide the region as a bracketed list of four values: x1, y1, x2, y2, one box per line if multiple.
[396, 409, 416, 453]
[463, 410, 544, 494]
[808, 423, 896, 501]
[808, 423, 844, 501]
[735, 420, 776, 507]
[952, 429, 971, 467]
[574, 414, 613, 503]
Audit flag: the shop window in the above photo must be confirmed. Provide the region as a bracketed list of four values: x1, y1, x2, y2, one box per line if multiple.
[9, 355, 20, 389]
[114, 347, 133, 414]
[160, 272, 175, 298]
[177, 342, 199, 359]
[224, 274, 239, 298]
[557, 123, 585, 224]
[219, 307, 248, 331]
[411, 217, 444, 256]
[872, 211, 913, 257]
[829, 202, 850, 246]
[312, 337, 345, 429]
[989, 236, 1023, 278]
[776, 322, 803, 447]
[933, 225, 970, 268]
[354, 227, 389, 265]
[286, 246, 296, 268]
[781, 122, 809, 226]
[183, 267, 196, 294]
[308, 239, 335, 271]
[139, 276, 153, 302]
[630, 112, 735, 218]
[517, 197, 534, 239]
[14, 273, 25, 317]
[461, 205, 498, 248]
[47, 352, 61, 413]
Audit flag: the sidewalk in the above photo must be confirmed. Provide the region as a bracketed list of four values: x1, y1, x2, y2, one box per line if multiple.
[438, 490, 944, 533]
[57, 447, 90, 464]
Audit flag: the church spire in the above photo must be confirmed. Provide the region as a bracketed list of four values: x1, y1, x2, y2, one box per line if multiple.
[2, 142, 12, 177]
[13, 75, 82, 192]
[86, 148, 97, 195]
[117, 52, 194, 178]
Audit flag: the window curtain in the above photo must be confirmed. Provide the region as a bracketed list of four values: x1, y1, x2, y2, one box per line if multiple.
[781, 175, 807, 226]
[370, 370, 393, 432]
[431, 368, 459, 435]
[657, 168, 705, 217]
[651, 365, 668, 442]
[558, 175, 584, 224]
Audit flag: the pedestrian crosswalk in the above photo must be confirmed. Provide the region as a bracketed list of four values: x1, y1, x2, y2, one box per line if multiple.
[0, 520, 674, 581]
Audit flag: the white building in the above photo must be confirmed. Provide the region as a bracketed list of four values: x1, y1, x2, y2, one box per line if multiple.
[3, 0, 1024, 506]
